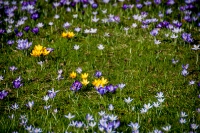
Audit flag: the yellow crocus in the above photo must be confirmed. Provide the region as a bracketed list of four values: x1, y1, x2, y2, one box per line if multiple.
[34, 45, 43, 51]
[30, 49, 42, 57]
[62, 32, 68, 38]
[81, 73, 88, 79]
[92, 79, 101, 87]
[81, 79, 89, 86]
[70, 71, 76, 79]
[42, 48, 50, 56]
[100, 77, 108, 87]
[67, 32, 75, 38]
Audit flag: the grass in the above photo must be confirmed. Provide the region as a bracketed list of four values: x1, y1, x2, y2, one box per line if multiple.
[0, 0, 200, 132]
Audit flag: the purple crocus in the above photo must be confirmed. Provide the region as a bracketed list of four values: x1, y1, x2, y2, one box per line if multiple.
[182, 64, 189, 70]
[154, 0, 161, 5]
[24, 26, 30, 32]
[150, 28, 159, 36]
[31, 27, 39, 34]
[136, 4, 143, 9]
[97, 86, 107, 95]
[81, 0, 88, 4]
[181, 69, 189, 76]
[95, 71, 102, 78]
[9, 66, 17, 71]
[13, 76, 23, 89]
[166, 0, 175, 5]
[106, 84, 118, 93]
[0, 29, 6, 34]
[0, 90, 8, 100]
[91, 3, 98, 9]
[16, 39, 32, 50]
[46, 48, 54, 53]
[182, 33, 193, 43]
[113, 16, 120, 23]
[70, 80, 82, 92]
[174, 22, 182, 28]
[16, 32, 23, 37]
[31, 13, 39, 20]
[184, 15, 192, 22]
[7, 40, 15, 46]
[99, 115, 120, 132]
[63, 22, 71, 29]
[47, 88, 59, 98]
[122, 4, 128, 10]
[181, 64, 189, 76]
[70, 2, 76, 7]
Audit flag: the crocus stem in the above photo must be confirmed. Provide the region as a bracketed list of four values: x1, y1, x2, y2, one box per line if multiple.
[196, 52, 199, 65]
[17, 90, 18, 98]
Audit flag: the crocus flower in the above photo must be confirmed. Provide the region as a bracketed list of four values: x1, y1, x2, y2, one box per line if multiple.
[26, 101, 34, 109]
[0, 29, 6, 34]
[91, 3, 98, 9]
[136, 3, 143, 9]
[0, 90, 8, 99]
[9, 66, 17, 71]
[154, 0, 161, 4]
[24, 26, 30, 32]
[182, 33, 193, 43]
[128, 122, 140, 131]
[122, 4, 128, 10]
[95, 71, 102, 78]
[16, 32, 23, 37]
[97, 86, 107, 95]
[31, 27, 39, 34]
[13, 76, 23, 89]
[70, 71, 76, 79]
[113, 16, 120, 23]
[31, 13, 39, 20]
[16, 39, 32, 50]
[150, 28, 159, 36]
[7, 40, 15, 46]
[106, 84, 117, 93]
[70, 80, 82, 92]
[47, 88, 59, 98]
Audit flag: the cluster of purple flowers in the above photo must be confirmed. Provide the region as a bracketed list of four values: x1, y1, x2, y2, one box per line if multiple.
[13, 76, 23, 89]
[182, 33, 193, 43]
[0, 90, 8, 100]
[98, 114, 120, 132]
[108, 15, 120, 23]
[122, 4, 134, 10]
[16, 39, 32, 50]
[96, 84, 118, 95]
[181, 64, 189, 76]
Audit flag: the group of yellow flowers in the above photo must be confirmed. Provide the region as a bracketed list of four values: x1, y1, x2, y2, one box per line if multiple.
[31, 45, 50, 57]
[69, 71, 108, 87]
[62, 31, 75, 39]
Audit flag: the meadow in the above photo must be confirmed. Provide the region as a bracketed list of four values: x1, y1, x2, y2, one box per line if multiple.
[0, 0, 200, 132]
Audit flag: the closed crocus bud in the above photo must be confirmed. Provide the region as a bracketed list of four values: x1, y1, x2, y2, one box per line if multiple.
[95, 71, 102, 78]
[32, 27, 39, 34]
[70, 2, 76, 7]
[92, 3, 98, 9]
[13, 77, 23, 89]
[31, 13, 39, 20]
[14, 28, 18, 34]
[122, 4, 128, 10]
[24, 26, 30, 32]
[16, 32, 23, 37]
